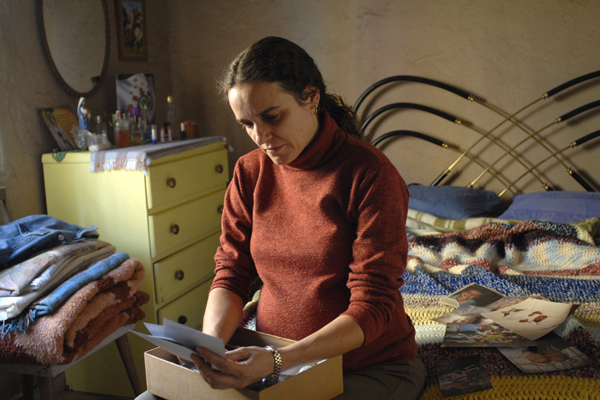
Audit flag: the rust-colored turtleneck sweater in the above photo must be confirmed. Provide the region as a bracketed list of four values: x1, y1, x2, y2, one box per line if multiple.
[212, 114, 417, 372]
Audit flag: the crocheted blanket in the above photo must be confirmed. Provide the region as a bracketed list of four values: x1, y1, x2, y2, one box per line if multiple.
[0, 258, 149, 365]
[401, 218, 600, 399]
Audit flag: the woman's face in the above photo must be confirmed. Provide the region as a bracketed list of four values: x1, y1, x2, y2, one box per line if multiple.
[228, 81, 320, 165]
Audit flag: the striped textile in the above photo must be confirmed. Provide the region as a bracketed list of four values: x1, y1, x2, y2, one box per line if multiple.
[401, 217, 600, 399]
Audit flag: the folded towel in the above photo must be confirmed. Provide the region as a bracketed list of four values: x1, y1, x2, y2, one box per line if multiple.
[0, 258, 148, 365]
[0, 241, 115, 321]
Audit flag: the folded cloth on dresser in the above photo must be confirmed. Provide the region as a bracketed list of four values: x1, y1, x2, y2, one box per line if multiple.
[0, 258, 149, 365]
[2, 252, 129, 335]
[0, 240, 115, 321]
[0, 240, 113, 296]
[89, 136, 227, 175]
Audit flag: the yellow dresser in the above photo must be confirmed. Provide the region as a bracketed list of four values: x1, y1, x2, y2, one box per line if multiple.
[41, 139, 229, 396]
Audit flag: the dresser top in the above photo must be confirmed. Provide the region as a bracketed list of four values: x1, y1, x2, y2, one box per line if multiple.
[42, 136, 228, 175]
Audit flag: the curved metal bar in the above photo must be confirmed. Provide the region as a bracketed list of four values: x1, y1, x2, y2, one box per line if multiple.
[371, 130, 446, 147]
[353, 75, 471, 113]
[469, 100, 600, 190]
[431, 97, 545, 186]
[371, 129, 515, 192]
[572, 129, 600, 147]
[545, 70, 600, 98]
[361, 101, 549, 188]
[557, 100, 600, 122]
[438, 71, 600, 187]
[360, 103, 457, 133]
[499, 129, 600, 197]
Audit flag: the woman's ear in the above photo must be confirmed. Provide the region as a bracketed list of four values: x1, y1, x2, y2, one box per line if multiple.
[304, 86, 320, 107]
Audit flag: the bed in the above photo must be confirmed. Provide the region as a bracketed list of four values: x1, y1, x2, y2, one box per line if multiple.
[355, 71, 600, 399]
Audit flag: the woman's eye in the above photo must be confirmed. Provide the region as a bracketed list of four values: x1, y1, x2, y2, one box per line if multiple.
[263, 114, 280, 123]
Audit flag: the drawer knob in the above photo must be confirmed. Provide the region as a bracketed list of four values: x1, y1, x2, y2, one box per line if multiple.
[217, 205, 224, 214]
[215, 164, 224, 174]
[171, 224, 180, 234]
[167, 177, 177, 188]
[175, 270, 184, 280]
[178, 316, 188, 325]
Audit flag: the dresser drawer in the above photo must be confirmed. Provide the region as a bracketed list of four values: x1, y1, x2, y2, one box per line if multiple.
[146, 147, 228, 211]
[157, 279, 213, 329]
[154, 232, 221, 306]
[148, 188, 225, 259]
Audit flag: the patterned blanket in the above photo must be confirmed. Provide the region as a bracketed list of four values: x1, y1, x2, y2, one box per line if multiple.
[401, 218, 600, 399]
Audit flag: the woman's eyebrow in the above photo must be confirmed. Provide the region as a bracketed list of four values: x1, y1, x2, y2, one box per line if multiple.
[236, 106, 280, 123]
[256, 106, 279, 116]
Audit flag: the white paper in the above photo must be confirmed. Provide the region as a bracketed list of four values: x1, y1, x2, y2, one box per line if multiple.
[134, 319, 226, 361]
[482, 298, 573, 341]
[132, 331, 199, 361]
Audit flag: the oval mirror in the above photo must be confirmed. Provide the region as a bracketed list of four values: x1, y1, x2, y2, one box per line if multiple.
[37, 0, 110, 97]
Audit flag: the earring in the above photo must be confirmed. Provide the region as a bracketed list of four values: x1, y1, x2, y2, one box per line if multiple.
[312, 107, 318, 116]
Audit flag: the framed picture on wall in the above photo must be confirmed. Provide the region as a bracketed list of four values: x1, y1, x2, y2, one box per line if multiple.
[115, 0, 147, 61]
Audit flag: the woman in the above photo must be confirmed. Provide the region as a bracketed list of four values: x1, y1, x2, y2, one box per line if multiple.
[193, 36, 426, 400]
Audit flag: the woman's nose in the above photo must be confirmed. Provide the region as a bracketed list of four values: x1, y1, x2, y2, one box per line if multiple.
[253, 122, 272, 145]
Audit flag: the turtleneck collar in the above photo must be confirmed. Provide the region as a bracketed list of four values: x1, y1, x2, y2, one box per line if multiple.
[284, 113, 347, 171]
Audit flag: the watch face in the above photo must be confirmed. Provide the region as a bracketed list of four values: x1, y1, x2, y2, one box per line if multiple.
[262, 375, 277, 388]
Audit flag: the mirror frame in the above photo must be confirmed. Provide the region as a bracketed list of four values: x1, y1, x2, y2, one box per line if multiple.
[36, 0, 110, 98]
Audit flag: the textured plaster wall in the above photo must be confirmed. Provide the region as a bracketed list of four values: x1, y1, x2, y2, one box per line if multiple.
[0, 0, 171, 223]
[169, 0, 600, 194]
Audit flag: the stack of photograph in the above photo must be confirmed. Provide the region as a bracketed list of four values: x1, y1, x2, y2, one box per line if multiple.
[432, 283, 593, 397]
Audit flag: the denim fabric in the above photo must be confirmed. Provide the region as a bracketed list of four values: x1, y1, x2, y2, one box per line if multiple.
[0, 214, 98, 270]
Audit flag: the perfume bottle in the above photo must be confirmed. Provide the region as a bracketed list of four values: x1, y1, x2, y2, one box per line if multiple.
[165, 96, 179, 141]
[130, 115, 144, 146]
[114, 111, 130, 148]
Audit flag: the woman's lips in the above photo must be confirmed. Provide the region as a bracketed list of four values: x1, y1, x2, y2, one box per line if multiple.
[265, 145, 284, 153]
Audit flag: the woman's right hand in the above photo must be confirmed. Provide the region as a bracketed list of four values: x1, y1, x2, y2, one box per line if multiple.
[191, 346, 276, 390]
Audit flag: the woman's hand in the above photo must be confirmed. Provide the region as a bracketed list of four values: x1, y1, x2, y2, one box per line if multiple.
[191, 346, 276, 390]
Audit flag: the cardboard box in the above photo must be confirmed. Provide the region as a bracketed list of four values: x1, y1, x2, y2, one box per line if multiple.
[144, 328, 344, 400]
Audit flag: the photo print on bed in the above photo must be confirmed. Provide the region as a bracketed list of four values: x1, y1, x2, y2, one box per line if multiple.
[482, 298, 579, 341]
[497, 332, 593, 374]
[441, 322, 537, 348]
[436, 355, 493, 398]
[439, 283, 505, 309]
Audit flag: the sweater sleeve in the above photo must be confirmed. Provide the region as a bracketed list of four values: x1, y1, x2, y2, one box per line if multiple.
[211, 158, 258, 303]
[341, 161, 409, 346]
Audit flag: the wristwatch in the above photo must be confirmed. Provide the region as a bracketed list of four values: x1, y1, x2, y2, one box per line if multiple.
[262, 345, 282, 388]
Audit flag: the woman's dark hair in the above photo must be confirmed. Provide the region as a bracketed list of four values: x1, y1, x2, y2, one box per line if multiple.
[218, 36, 361, 138]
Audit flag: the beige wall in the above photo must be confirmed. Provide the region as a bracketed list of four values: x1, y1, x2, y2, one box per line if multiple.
[169, 0, 600, 195]
[1, 0, 599, 223]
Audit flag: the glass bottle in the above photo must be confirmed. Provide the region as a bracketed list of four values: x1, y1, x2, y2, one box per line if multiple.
[114, 111, 130, 148]
[130, 115, 143, 146]
[92, 115, 109, 147]
[166, 95, 176, 131]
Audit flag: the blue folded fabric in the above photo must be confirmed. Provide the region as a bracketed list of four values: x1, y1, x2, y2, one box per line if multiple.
[0, 252, 129, 337]
[0, 214, 99, 270]
[31, 252, 130, 318]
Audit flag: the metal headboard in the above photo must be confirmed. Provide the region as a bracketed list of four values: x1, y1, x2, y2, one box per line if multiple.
[354, 72, 600, 197]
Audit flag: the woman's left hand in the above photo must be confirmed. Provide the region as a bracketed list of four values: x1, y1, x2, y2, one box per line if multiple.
[191, 346, 276, 390]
